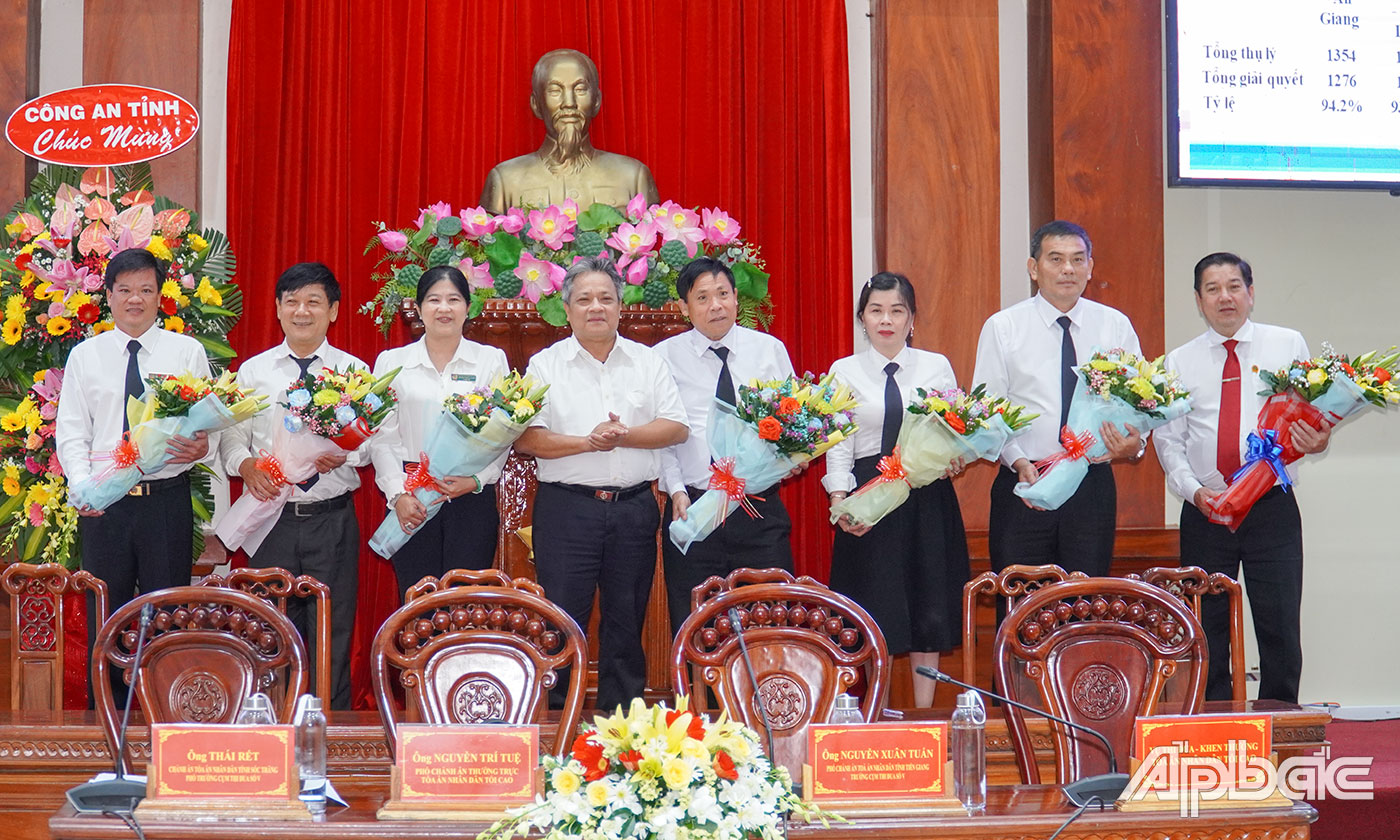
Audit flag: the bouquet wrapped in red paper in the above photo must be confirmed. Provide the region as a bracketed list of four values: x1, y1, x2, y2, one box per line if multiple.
[216, 365, 398, 553]
[1204, 345, 1400, 531]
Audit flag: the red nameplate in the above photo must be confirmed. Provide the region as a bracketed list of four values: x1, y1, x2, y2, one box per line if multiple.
[806, 722, 948, 800]
[396, 724, 539, 803]
[1133, 713, 1273, 785]
[148, 724, 296, 800]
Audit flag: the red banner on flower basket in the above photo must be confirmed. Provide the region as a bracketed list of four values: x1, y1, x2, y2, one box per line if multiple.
[5, 85, 199, 166]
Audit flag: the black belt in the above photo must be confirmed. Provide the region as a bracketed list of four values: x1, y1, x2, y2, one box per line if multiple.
[547, 481, 651, 503]
[126, 474, 189, 497]
[283, 491, 353, 518]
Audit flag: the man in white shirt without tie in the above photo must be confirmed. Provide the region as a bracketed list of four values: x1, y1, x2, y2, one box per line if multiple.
[218, 262, 370, 710]
[1154, 252, 1329, 704]
[515, 256, 688, 712]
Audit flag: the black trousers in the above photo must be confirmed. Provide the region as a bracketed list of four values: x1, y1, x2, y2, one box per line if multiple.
[988, 463, 1116, 576]
[249, 495, 358, 710]
[532, 482, 658, 713]
[79, 474, 193, 707]
[1179, 487, 1304, 704]
[391, 484, 499, 602]
[661, 484, 793, 635]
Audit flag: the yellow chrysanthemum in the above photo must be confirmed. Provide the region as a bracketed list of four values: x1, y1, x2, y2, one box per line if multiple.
[512, 398, 535, 416]
[33, 282, 54, 301]
[146, 235, 173, 261]
[2, 320, 22, 346]
[5, 294, 25, 320]
[19, 271, 35, 288]
[67, 291, 91, 310]
[0, 413, 23, 432]
[160, 279, 190, 307]
[92, 320, 114, 335]
[24, 410, 40, 434]
[188, 233, 209, 252]
[313, 388, 342, 406]
[2, 476, 18, 497]
[466, 393, 485, 408]
[4, 463, 19, 481]
[1127, 377, 1157, 400]
[163, 316, 185, 333]
[32, 369, 46, 385]
[25, 481, 51, 508]
[45, 316, 71, 336]
[195, 277, 223, 306]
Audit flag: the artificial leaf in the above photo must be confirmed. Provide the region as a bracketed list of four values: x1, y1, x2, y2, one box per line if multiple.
[732, 261, 770, 300]
[536, 295, 567, 327]
[623, 284, 644, 305]
[577, 203, 625, 232]
[483, 233, 525, 273]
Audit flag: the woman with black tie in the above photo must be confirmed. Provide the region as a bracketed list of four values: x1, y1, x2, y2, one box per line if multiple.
[824, 272, 971, 707]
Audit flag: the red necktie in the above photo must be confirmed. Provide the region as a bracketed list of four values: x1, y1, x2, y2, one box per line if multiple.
[1217, 339, 1241, 483]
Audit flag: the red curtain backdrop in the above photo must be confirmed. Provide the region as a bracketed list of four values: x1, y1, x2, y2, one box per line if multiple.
[227, 0, 853, 708]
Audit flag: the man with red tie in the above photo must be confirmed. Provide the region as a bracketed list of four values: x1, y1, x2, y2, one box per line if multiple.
[1154, 252, 1330, 703]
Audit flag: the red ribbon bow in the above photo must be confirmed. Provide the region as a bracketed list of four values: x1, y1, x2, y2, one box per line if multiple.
[255, 450, 288, 487]
[708, 456, 763, 522]
[404, 453, 444, 495]
[1034, 426, 1097, 472]
[109, 434, 141, 469]
[876, 447, 910, 486]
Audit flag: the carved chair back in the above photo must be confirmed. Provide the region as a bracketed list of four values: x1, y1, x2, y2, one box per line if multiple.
[672, 568, 891, 781]
[961, 564, 1089, 690]
[994, 577, 1207, 785]
[1133, 566, 1247, 703]
[93, 586, 308, 775]
[197, 567, 332, 705]
[2, 562, 108, 711]
[371, 569, 588, 758]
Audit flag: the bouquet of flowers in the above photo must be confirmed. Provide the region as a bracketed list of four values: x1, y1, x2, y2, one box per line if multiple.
[0, 368, 76, 563]
[830, 385, 1036, 529]
[1016, 350, 1192, 511]
[669, 373, 858, 554]
[1204, 344, 1400, 530]
[362, 194, 771, 330]
[216, 366, 399, 554]
[67, 371, 267, 512]
[479, 698, 835, 840]
[368, 372, 547, 559]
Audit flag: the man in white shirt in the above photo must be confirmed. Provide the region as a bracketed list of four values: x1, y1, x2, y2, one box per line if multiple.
[516, 256, 688, 711]
[1154, 252, 1328, 703]
[56, 249, 212, 703]
[655, 258, 797, 634]
[972, 221, 1146, 577]
[218, 262, 369, 709]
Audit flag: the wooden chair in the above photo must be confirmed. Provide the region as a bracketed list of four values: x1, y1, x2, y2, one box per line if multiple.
[371, 569, 587, 758]
[994, 577, 1207, 785]
[197, 567, 333, 704]
[671, 568, 891, 780]
[93, 586, 308, 775]
[961, 564, 1089, 690]
[1135, 566, 1247, 703]
[2, 562, 109, 711]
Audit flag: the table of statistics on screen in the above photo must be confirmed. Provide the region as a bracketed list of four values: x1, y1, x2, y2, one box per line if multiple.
[1170, 0, 1400, 186]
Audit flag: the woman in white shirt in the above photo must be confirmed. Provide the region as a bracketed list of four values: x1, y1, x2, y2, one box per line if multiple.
[370, 265, 509, 599]
[824, 272, 971, 707]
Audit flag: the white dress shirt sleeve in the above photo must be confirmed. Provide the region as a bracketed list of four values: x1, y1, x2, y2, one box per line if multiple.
[1153, 349, 1202, 503]
[972, 316, 1024, 469]
[370, 350, 408, 501]
[55, 347, 96, 485]
[821, 358, 857, 493]
[219, 364, 258, 477]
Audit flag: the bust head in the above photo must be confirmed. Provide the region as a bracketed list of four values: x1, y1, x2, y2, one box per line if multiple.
[530, 50, 601, 171]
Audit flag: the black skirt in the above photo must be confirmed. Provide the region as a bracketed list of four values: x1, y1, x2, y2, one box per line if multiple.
[829, 455, 971, 655]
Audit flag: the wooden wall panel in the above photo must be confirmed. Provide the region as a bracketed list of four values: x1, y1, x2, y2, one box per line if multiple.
[0, 0, 38, 204]
[1026, 0, 1165, 527]
[82, 0, 201, 211]
[873, 0, 1002, 534]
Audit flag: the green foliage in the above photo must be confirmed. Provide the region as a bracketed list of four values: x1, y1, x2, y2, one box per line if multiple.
[484, 233, 525, 273]
[536, 295, 567, 327]
[576, 203, 625, 232]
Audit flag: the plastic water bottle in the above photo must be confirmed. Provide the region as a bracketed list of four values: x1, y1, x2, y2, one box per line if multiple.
[951, 689, 986, 814]
[294, 694, 328, 815]
[829, 693, 864, 724]
[235, 692, 274, 725]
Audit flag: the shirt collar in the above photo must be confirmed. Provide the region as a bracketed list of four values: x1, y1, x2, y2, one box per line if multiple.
[687, 326, 737, 357]
[1032, 292, 1085, 327]
[1207, 320, 1255, 346]
[115, 323, 159, 349]
[278, 338, 332, 362]
[406, 337, 474, 370]
[863, 344, 913, 371]
[564, 334, 629, 364]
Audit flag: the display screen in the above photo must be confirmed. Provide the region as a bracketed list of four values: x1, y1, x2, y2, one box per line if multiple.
[1167, 0, 1400, 190]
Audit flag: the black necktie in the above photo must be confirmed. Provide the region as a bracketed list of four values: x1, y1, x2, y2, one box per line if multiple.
[881, 361, 901, 456]
[290, 355, 319, 491]
[122, 340, 142, 432]
[1057, 315, 1076, 435]
[711, 346, 736, 406]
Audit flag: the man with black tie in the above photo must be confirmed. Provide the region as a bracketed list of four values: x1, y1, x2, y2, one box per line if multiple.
[218, 262, 369, 709]
[655, 257, 797, 634]
[972, 220, 1145, 576]
[1154, 252, 1327, 703]
[56, 248, 213, 697]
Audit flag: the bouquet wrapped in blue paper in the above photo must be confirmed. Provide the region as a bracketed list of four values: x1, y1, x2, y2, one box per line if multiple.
[368, 372, 547, 559]
[1015, 350, 1191, 511]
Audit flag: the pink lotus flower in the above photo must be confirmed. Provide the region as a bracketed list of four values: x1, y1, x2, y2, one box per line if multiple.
[415, 201, 453, 229]
[515, 254, 565, 302]
[626, 193, 648, 222]
[459, 206, 498, 238]
[606, 221, 658, 258]
[653, 204, 705, 257]
[560, 199, 579, 222]
[377, 230, 409, 252]
[463, 260, 494, 290]
[702, 208, 741, 246]
[527, 206, 576, 251]
[619, 254, 650, 286]
[496, 208, 526, 235]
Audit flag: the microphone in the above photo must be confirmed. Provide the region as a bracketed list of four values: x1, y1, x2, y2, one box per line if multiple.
[728, 607, 776, 762]
[915, 665, 1128, 808]
[67, 602, 156, 814]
